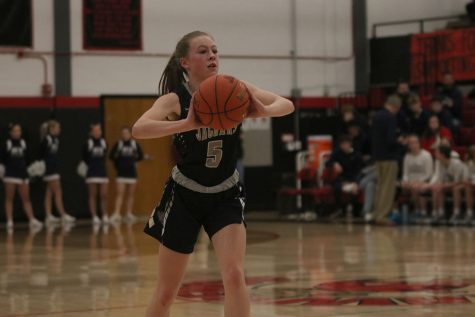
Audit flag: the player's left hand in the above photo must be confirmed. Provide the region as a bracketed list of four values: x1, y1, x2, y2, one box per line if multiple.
[245, 88, 267, 119]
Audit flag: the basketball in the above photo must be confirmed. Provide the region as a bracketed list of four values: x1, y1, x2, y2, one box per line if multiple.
[193, 74, 250, 130]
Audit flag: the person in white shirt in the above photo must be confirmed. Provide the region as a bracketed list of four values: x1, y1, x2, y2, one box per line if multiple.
[401, 135, 433, 217]
[427, 145, 472, 223]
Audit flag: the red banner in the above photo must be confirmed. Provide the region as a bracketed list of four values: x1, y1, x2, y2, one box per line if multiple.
[411, 27, 475, 85]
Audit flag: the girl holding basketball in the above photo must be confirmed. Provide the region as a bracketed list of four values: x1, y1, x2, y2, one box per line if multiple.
[133, 31, 294, 317]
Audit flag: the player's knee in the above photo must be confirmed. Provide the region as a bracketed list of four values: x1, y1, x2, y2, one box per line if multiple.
[222, 265, 246, 290]
[156, 288, 176, 308]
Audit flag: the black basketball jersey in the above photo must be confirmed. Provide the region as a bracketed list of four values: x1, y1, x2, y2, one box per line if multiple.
[173, 83, 241, 187]
[109, 139, 144, 178]
[1, 138, 28, 178]
[40, 134, 60, 175]
[82, 137, 108, 178]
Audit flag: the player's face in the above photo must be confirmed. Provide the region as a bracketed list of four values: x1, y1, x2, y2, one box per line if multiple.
[91, 125, 102, 139]
[408, 136, 420, 153]
[429, 117, 439, 131]
[10, 125, 21, 139]
[397, 83, 409, 94]
[121, 128, 131, 140]
[50, 124, 61, 136]
[182, 36, 219, 82]
[339, 141, 352, 153]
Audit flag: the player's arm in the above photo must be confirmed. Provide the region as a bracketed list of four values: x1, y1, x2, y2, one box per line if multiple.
[132, 93, 203, 139]
[243, 81, 295, 118]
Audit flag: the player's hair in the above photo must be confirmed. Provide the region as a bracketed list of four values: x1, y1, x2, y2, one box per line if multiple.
[406, 133, 419, 141]
[437, 145, 452, 159]
[158, 31, 212, 95]
[89, 123, 102, 135]
[8, 123, 20, 131]
[40, 120, 60, 140]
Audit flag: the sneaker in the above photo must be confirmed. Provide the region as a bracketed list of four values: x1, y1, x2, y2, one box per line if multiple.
[62, 213, 76, 223]
[29, 218, 43, 230]
[109, 213, 121, 223]
[102, 215, 110, 224]
[449, 214, 461, 226]
[389, 213, 402, 225]
[302, 211, 317, 222]
[46, 214, 61, 223]
[92, 215, 102, 226]
[463, 214, 473, 226]
[364, 213, 373, 223]
[125, 213, 137, 223]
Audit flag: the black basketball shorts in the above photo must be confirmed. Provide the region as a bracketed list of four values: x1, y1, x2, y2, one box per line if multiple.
[144, 178, 246, 254]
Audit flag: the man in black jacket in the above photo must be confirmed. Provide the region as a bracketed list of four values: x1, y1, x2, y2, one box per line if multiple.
[370, 95, 403, 224]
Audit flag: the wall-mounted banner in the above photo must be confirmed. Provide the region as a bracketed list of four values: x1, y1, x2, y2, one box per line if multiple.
[411, 27, 475, 84]
[0, 0, 32, 47]
[83, 0, 142, 50]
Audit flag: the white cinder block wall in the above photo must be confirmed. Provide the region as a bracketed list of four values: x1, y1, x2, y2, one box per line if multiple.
[0, 0, 470, 97]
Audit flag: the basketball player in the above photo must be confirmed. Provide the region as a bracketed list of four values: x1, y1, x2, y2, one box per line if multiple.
[1, 124, 43, 231]
[40, 120, 76, 225]
[109, 126, 145, 223]
[132, 31, 294, 317]
[83, 123, 109, 225]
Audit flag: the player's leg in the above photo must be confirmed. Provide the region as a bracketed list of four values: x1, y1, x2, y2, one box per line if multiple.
[88, 183, 98, 218]
[99, 183, 109, 222]
[111, 182, 125, 222]
[125, 183, 137, 222]
[50, 179, 66, 216]
[44, 181, 53, 218]
[452, 184, 462, 219]
[18, 183, 42, 229]
[431, 184, 442, 217]
[146, 245, 190, 317]
[212, 224, 250, 317]
[4, 183, 16, 227]
[464, 183, 474, 220]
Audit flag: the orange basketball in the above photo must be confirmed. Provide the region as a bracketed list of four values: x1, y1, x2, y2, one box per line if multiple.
[193, 74, 250, 130]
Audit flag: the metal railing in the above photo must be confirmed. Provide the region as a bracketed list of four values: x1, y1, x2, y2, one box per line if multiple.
[372, 14, 465, 38]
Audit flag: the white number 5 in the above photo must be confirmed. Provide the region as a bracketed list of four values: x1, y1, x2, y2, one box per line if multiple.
[206, 140, 223, 168]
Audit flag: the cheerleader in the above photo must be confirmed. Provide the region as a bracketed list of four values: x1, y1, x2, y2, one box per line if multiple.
[109, 127, 144, 223]
[83, 124, 109, 225]
[1, 124, 43, 230]
[39, 120, 76, 224]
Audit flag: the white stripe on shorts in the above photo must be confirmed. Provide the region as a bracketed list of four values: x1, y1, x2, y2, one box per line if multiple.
[86, 177, 109, 184]
[3, 177, 29, 185]
[161, 188, 175, 237]
[44, 174, 60, 181]
[116, 177, 137, 184]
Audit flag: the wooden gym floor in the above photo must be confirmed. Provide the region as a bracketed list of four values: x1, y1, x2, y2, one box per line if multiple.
[1, 219, 475, 316]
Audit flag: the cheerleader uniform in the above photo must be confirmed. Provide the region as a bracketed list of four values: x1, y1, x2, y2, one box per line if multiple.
[109, 139, 144, 184]
[1, 138, 29, 184]
[40, 134, 60, 181]
[83, 137, 108, 183]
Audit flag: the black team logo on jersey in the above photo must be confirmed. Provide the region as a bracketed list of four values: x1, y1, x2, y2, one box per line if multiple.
[195, 127, 238, 142]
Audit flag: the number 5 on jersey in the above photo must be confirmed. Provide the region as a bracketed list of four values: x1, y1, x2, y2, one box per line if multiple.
[206, 140, 223, 168]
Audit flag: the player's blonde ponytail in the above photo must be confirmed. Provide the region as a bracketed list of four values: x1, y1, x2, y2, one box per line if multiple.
[158, 31, 212, 95]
